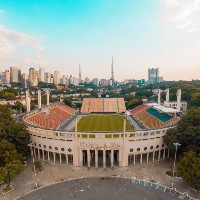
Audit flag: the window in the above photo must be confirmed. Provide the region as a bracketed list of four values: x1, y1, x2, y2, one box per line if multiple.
[156, 145, 159, 148]
[144, 147, 147, 151]
[61, 148, 65, 151]
[39, 144, 41, 147]
[55, 147, 58, 150]
[44, 145, 46, 148]
[150, 146, 153, 150]
[137, 148, 140, 152]
[162, 144, 164, 147]
[130, 148, 133, 152]
[68, 148, 72, 152]
[49, 146, 52, 150]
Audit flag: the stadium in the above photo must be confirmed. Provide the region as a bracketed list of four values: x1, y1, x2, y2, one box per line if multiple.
[23, 89, 185, 168]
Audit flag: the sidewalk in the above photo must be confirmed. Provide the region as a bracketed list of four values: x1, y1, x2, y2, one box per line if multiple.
[0, 159, 199, 200]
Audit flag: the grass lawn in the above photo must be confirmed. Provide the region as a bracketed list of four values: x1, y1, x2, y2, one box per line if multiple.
[76, 115, 135, 132]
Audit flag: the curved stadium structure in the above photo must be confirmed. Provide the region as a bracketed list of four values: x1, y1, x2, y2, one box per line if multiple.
[23, 89, 184, 168]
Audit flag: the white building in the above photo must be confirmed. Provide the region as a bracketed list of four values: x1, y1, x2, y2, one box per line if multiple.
[54, 71, 61, 85]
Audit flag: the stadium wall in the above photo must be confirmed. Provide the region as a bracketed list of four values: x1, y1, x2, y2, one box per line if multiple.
[28, 124, 170, 168]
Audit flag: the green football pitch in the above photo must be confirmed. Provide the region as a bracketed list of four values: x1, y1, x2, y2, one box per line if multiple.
[76, 115, 135, 132]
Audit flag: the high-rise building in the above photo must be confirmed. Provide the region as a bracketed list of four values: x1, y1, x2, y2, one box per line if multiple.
[1, 70, 10, 84]
[85, 77, 90, 83]
[111, 56, 114, 86]
[21, 73, 29, 88]
[44, 72, 51, 83]
[92, 78, 99, 87]
[10, 67, 21, 83]
[54, 71, 60, 85]
[38, 67, 45, 82]
[29, 67, 38, 86]
[79, 64, 81, 84]
[148, 68, 159, 84]
[100, 79, 109, 86]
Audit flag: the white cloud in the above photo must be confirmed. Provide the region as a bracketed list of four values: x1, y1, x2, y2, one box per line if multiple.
[159, 0, 200, 29]
[0, 25, 44, 57]
[24, 55, 49, 67]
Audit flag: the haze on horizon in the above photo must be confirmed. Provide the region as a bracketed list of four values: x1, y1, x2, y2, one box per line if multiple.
[0, 0, 200, 81]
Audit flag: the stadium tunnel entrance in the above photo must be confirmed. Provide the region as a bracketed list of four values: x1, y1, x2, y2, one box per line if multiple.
[81, 149, 119, 168]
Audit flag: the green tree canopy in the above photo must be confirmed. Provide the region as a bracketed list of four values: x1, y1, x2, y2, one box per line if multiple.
[164, 108, 200, 153]
[178, 151, 200, 187]
[63, 97, 74, 108]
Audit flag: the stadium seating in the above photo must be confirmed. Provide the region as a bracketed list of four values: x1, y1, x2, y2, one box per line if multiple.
[25, 103, 75, 129]
[147, 107, 173, 122]
[81, 98, 126, 113]
[131, 104, 179, 129]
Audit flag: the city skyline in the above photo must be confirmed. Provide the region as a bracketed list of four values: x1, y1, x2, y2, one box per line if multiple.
[0, 0, 200, 81]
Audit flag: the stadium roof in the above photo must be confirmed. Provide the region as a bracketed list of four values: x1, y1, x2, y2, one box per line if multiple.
[147, 103, 180, 113]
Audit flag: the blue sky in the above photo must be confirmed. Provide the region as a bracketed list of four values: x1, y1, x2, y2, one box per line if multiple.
[0, 0, 200, 81]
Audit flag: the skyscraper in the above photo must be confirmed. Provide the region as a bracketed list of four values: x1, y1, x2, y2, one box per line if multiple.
[10, 67, 21, 83]
[79, 64, 81, 84]
[148, 68, 159, 84]
[111, 56, 114, 86]
[29, 67, 38, 86]
[54, 71, 60, 85]
[38, 67, 45, 82]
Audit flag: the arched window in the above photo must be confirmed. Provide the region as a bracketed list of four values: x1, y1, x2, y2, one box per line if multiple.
[162, 144, 164, 147]
[55, 147, 58, 150]
[61, 148, 65, 151]
[68, 148, 72, 152]
[39, 144, 41, 147]
[44, 145, 46, 148]
[137, 148, 140, 152]
[49, 146, 52, 150]
[150, 146, 153, 150]
[144, 147, 147, 151]
[130, 148, 133, 152]
[156, 145, 159, 148]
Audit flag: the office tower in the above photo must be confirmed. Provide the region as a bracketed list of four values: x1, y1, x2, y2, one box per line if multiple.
[29, 67, 38, 86]
[111, 56, 114, 85]
[85, 77, 90, 83]
[92, 78, 99, 87]
[38, 67, 45, 82]
[100, 79, 109, 86]
[1, 70, 10, 84]
[21, 73, 29, 88]
[73, 77, 79, 86]
[10, 67, 21, 83]
[54, 71, 60, 85]
[79, 64, 81, 84]
[148, 68, 159, 84]
[50, 74, 54, 83]
[44, 72, 51, 83]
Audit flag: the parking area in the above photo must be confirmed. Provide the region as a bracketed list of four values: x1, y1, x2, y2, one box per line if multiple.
[0, 158, 199, 200]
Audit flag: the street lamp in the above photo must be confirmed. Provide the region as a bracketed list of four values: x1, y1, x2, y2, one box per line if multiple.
[172, 142, 181, 187]
[28, 143, 38, 189]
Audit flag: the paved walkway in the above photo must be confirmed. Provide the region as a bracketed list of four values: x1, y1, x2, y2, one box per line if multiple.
[126, 115, 142, 131]
[0, 158, 199, 200]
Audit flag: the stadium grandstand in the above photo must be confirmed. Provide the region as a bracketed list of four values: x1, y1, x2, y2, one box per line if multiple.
[81, 98, 126, 113]
[24, 103, 75, 130]
[130, 103, 180, 129]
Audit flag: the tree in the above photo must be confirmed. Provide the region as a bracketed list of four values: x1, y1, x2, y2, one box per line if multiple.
[164, 108, 200, 154]
[63, 97, 73, 108]
[127, 98, 143, 109]
[190, 92, 200, 107]
[178, 151, 200, 187]
[0, 160, 24, 187]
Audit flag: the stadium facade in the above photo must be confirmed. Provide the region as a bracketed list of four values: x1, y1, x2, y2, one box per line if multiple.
[24, 90, 184, 168]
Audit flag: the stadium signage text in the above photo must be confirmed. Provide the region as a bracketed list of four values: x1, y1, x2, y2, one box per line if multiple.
[79, 142, 120, 149]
